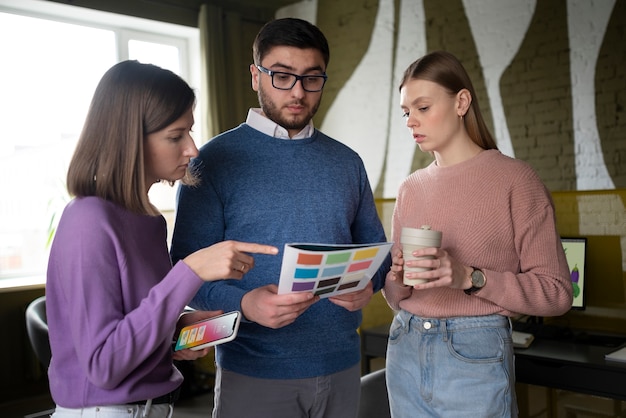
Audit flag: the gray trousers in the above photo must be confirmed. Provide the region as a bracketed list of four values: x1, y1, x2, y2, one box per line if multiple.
[212, 363, 361, 418]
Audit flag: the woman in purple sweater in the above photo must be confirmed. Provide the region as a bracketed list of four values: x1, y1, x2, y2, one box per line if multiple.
[383, 51, 573, 417]
[46, 60, 278, 418]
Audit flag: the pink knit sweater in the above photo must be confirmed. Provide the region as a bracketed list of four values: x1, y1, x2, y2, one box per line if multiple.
[383, 149, 573, 318]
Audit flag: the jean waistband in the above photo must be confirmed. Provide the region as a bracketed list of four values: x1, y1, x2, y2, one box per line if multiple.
[397, 310, 510, 332]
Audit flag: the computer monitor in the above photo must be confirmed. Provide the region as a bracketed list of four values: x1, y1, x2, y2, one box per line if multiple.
[561, 237, 587, 310]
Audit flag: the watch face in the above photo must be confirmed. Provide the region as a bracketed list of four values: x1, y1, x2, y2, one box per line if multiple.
[471, 269, 485, 287]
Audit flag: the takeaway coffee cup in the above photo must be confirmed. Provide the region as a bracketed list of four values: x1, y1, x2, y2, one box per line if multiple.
[401, 225, 442, 286]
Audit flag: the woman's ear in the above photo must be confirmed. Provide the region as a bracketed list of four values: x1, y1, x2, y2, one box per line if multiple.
[456, 88, 472, 117]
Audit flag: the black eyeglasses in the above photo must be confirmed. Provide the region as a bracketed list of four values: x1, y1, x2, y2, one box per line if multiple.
[256, 65, 328, 92]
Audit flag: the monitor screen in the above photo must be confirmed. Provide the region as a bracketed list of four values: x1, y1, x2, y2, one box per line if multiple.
[561, 237, 587, 310]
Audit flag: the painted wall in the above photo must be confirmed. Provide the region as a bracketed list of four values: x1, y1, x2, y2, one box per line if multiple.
[278, 1, 626, 336]
[279, 0, 625, 198]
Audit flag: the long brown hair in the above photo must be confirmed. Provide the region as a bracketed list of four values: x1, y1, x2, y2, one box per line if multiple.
[67, 60, 196, 216]
[399, 51, 497, 150]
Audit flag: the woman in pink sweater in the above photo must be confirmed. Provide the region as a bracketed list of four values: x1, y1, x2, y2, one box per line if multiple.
[382, 51, 572, 417]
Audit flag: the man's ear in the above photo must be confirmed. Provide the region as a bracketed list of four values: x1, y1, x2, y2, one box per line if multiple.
[250, 63, 260, 92]
[456, 88, 472, 117]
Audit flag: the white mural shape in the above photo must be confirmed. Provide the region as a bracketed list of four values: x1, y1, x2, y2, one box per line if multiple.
[320, 0, 395, 192]
[276, 0, 317, 23]
[280, 0, 619, 196]
[464, 0, 536, 158]
[568, 0, 615, 190]
[383, 0, 427, 198]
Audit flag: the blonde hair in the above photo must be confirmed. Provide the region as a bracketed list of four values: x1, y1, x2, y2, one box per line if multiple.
[67, 60, 197, 216]
[399, 51, 498, 150]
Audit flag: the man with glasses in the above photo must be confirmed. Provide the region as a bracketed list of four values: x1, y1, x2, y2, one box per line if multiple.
[171, 17, 390, 418]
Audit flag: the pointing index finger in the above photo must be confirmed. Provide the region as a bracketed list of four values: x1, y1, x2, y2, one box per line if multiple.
[235, 242, 279, 255]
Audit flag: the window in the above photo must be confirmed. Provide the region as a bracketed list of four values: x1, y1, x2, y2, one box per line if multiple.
[0, 0, 201, 283]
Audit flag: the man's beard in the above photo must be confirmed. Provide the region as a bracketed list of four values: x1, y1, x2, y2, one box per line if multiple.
[257, 87, 320, 131]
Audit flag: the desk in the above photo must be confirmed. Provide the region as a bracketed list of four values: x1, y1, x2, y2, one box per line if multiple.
[360, 324, 626, 401]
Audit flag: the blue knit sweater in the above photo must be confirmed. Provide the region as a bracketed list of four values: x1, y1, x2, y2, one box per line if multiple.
[171, 123, 389, 379]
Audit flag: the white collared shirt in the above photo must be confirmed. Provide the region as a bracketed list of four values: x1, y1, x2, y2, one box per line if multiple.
[246, 108, 314, 139]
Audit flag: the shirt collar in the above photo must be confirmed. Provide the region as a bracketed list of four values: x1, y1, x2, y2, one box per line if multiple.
[246, 108, 314, 140]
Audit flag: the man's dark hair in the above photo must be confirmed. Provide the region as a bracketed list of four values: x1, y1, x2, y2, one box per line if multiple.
[253, 18, 330, 67]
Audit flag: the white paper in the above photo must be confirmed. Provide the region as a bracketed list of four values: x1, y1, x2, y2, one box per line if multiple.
[278, 242, 392, 298]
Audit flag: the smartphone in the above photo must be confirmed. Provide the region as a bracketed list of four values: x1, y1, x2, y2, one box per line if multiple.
[174, 311, 241, 351]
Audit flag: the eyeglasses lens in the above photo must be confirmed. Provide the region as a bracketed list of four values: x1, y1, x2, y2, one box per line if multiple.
[272, 73, 325, 92]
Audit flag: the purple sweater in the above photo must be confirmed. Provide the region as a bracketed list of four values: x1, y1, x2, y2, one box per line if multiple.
[46, 196, 203, 407]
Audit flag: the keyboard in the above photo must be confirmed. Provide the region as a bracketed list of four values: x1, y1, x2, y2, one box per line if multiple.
[512, 320, 626, 348]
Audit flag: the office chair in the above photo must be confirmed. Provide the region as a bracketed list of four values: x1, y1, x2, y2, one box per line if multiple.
[25, 295, 51, 368]
[357, 368, 391, 418]
[25, 295, 55, 418]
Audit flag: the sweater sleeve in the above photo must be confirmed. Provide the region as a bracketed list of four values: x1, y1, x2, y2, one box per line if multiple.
[72, 262, 202, 389]
[475, 166, 573, 316]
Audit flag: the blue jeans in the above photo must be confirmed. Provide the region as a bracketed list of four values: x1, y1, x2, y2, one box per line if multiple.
[386, 310, 518, 418]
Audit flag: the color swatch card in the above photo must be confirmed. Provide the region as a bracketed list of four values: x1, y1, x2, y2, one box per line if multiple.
[278, 242, 392, 298]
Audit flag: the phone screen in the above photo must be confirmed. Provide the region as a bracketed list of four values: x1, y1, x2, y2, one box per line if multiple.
[175, 311, 241, 351]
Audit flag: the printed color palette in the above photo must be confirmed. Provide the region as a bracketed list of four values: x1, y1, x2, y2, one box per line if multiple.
[278, 242, 392, 298]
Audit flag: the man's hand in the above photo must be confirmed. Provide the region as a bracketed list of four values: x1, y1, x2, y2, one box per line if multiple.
[328, 280, 374, 311]
[241, 284, 318, 329]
